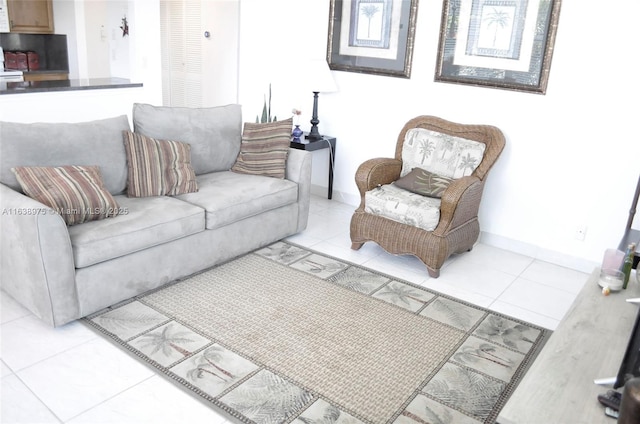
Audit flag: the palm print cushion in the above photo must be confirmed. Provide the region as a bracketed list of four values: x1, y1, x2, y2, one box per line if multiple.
[365, 183, 441, 231]
[400, 128, 486, 179]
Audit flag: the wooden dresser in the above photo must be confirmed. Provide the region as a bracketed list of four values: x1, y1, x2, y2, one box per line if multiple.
[498, 269, 640, 424]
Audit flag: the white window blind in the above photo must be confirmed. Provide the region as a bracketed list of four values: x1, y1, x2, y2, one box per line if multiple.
[160, 0, 203, 107]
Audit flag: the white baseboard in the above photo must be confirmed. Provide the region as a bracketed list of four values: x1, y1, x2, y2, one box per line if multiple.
[479, 232, 598, 274]
[310, 185, 360, 206]
[317, 186, 599, 274]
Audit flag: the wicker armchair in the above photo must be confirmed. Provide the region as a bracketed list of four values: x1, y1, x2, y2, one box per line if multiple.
[350, 116, 505, 278]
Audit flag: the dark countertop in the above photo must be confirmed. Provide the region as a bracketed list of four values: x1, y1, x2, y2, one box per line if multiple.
[0, 78, 143, 95]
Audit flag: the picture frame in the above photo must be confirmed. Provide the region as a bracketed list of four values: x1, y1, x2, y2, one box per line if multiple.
[327, 0, 419, 78]
[434, 0, 562, 94]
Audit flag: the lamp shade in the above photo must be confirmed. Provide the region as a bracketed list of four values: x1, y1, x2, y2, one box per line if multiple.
[307, 59, 337, 93]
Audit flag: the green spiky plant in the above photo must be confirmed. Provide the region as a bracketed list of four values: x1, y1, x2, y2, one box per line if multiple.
[256, 83, 277, 123]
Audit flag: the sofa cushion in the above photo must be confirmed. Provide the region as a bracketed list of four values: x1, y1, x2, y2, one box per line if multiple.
[394, 167, 454, 198]
[176, 171, 298, 230]
[401, 128, 486, 179]
[132, 103, 242, 175]
[68, 195, 205, 268]
[0, 115, 131, 194]
[12, 165, 121, 226]
[122, 131, 198, 197]
[231, 118, 292, 179]
[365, 183, 441, 231]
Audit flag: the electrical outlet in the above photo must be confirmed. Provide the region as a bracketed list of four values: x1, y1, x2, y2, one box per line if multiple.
[574, 225, 588, 241]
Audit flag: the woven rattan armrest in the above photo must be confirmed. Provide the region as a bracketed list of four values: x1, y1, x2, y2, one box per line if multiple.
[434, 175, 484, 236]
[354, 157, 402, 198]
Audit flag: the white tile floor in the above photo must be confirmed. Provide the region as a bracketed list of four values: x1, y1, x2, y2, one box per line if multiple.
[1, 195, 591, 423]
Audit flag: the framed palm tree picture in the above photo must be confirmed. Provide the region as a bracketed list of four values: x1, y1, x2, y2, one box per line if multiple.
[327, 0, 419, 78]
[435, 0, 562, 93]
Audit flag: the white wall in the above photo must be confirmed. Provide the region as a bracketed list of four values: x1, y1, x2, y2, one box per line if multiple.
[238, 0, 640, 271]
[52, 0, 142, 80]
[127, 0, 162, 99]
[108, 1, 131, 78]
[201, 0, 239, 106]
[52, 0, 82, 79]
[83, 1, 111, 77]
[0, 86, 147, 124]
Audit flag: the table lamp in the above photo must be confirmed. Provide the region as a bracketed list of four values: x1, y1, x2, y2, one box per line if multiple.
[306, 59, 337, 141]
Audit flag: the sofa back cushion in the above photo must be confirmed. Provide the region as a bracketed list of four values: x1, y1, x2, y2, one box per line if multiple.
[0, 115, 131, 194]
[132, 103, 242, 175]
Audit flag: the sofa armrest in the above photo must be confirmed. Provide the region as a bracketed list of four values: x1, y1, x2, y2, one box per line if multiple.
[433, 176, 484, 236]
[354, 158, 402, 209]
[285, 148, 312, 232]
[0, 184, 78, 326]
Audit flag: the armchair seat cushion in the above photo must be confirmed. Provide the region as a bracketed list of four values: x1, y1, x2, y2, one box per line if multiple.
[364, 183, 441, 231]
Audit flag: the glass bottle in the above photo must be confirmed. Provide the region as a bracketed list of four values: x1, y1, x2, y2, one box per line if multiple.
[623, 242, 637, 289]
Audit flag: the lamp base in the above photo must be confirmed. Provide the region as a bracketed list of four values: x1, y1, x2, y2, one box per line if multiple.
[307, 91, 323, 142]
[306, 131, 322, 141]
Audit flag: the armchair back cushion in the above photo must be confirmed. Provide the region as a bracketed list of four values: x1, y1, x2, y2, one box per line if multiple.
[400, 128, 486, 179]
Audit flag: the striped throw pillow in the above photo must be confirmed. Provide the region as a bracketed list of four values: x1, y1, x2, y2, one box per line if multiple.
[123, 131, 198, 197]
[231, 118, 292, 179]
[11, 165, 121, 226]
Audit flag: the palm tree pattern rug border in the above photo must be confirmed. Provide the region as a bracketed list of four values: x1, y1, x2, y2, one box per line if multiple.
[84, 241, 551, 424]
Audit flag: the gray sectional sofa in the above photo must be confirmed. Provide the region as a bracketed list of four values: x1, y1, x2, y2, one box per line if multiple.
[0, 103, 312, 327]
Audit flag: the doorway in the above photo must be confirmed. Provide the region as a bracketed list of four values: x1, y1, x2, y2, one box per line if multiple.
[159, 0, 239, 107]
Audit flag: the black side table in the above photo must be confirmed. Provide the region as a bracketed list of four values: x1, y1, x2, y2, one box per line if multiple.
[290, 133, 336, 199]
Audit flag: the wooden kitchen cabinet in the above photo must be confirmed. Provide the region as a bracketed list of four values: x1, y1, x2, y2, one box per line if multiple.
[23, 72, 68, 82]
[8, 0, 54, 34]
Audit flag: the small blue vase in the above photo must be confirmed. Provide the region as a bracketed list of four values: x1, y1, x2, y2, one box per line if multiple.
[292, 125, 303, 141]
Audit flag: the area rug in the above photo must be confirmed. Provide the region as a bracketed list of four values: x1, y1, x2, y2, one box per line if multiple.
[84, 241, 550, 424]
